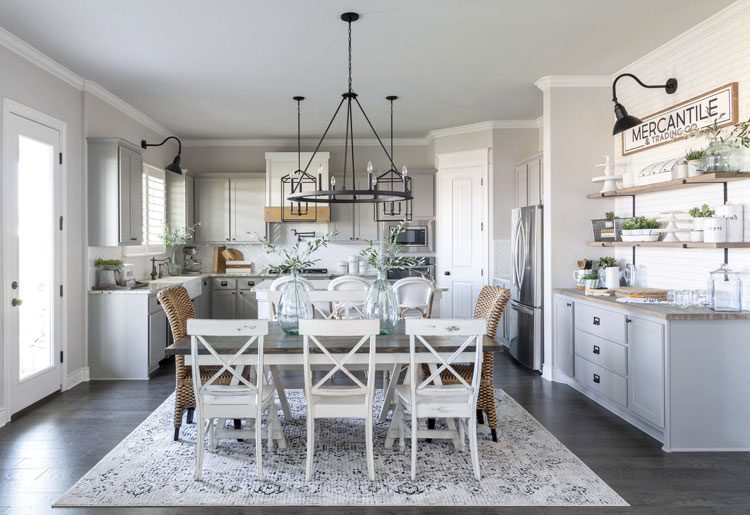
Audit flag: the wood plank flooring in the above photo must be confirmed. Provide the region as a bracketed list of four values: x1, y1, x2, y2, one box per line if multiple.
[0, 352, 748, 514]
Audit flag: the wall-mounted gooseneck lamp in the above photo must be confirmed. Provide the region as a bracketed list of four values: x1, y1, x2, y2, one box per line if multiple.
[141, 136, 183, 174]
[611, 73, 678, 135]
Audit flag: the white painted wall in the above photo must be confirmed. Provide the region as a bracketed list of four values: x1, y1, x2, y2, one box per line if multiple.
[612, 0, 750, 308]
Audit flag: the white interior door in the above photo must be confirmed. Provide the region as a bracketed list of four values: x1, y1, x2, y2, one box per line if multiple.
[3, 108, 63, 416]
[436, 150, 488, 317]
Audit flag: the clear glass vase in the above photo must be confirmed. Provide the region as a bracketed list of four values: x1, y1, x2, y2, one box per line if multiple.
[278, 274, 313, 335]
[167, 247, 182, 276]
[364, 271, 399, 335]
[701, 141, 744, 173]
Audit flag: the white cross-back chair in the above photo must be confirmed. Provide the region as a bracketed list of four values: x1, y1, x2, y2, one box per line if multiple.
[389, 318, 486, 480]
[328, 275, 370, 319]
[299, 318, 379, 481]
[188, 319, 285, 481]
[393, 277, 435, 319]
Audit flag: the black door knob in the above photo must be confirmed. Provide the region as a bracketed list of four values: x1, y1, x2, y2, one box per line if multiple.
[444, 271, 451, 276]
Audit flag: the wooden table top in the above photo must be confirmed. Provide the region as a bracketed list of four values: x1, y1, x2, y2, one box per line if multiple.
[166, 321, 499, 355]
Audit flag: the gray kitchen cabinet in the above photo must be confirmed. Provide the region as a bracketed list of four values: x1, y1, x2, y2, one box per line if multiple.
[238, 290, 258, 319]
[627, 315, 665, 428]
[148, 308, 167, 371]
[357, 203, 379, 241]
[410, 172, 435, 219]
[554, 296, 575, 378]
[88, 138, 144, 246]
[231, 177, 266, 242]
[195, 177, 230, 242]
[191, 295, 202, 319]
[201, 278, 212, 318]
[166, 172, 195, 229]
[212, 290, 237, 319]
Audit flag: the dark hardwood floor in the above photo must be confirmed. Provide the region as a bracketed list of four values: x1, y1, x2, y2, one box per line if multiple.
[1, 352, 748, 515]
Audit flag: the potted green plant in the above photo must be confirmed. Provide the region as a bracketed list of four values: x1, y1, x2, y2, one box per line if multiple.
[162, 224, 196, 275]
[359, 221, 424, 334]
[684, 149, 705, 177]
[94, 258, 123, 287]
[583, 273, 600, 289]
[259, 231, 336, 334]
[689, 204, 714, 240]
[620, 216, 660, 241]
[596, 256, 620, 289]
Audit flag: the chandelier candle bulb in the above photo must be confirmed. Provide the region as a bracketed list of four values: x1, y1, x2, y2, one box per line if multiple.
[367, 161, 373, 189]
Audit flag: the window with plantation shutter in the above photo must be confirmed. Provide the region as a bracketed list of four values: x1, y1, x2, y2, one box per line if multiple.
[124, 164, 166, 256]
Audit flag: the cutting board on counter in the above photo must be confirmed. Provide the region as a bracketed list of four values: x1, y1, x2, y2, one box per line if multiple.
[615, 287, 668, 300]
[213, 247, 244, 273]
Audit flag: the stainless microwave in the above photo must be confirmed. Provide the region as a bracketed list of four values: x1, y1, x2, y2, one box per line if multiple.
[386, 220, 434, 253]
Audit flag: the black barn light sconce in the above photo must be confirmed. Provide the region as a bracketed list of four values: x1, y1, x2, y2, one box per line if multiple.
[141, 136, 183, 174]
[611, 73, 678, 135]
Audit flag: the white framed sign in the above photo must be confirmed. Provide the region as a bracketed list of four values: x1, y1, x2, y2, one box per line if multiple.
[622, 82, 738, 156]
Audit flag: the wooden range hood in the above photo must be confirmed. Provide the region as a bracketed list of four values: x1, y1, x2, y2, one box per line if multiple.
[263, 206, 331, 223]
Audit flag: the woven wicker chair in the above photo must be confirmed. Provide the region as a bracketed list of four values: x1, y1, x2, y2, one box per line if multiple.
[429, 285, 510, 442]
[158, 286, 233, 441]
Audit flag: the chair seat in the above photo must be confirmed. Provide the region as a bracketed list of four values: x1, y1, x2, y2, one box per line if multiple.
[203, 385, 275, 405]
[310, 386, 369, 418]
[395, 384, 474, 418]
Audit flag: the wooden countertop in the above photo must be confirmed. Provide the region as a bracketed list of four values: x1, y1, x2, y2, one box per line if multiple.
[554, 288, 750, 320]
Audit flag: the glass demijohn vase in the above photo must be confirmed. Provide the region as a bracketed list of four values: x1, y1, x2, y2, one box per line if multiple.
[364, 271, 400, 335]
[167, 247, 182, 276]
[278, 274, 313, 335]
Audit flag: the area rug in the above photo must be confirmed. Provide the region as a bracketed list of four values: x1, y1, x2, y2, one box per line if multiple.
[55, 390, 627, 507]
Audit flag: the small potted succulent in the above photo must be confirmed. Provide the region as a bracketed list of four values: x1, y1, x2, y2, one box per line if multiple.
[689, 204, 714, 242]
[583, 274, 600, 289]
[596, 256, 620, 289]
[684, 149, 705, 177]
[621, 216, 661, 241]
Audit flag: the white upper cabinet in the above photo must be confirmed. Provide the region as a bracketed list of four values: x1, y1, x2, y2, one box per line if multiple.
[88, 138, 143, 246]
[166, 172, 195, 229]
[231, 176, 266, 242]
[194, 177, 230, 243]
[515, 154, 543, 208]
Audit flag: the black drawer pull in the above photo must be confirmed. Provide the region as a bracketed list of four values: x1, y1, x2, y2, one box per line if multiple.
[248, 281, 255, 286]
[593, 316, 600, 326]
[593, 373, 601, 384]
[221, 281, 228, 286]
[593, 345, 600, 355]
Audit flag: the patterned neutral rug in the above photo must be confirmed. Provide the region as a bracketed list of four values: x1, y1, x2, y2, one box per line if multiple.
[55, 389, 627, 507]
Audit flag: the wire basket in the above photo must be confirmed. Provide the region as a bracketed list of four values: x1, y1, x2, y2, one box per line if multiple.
[591, 218, 623, 242]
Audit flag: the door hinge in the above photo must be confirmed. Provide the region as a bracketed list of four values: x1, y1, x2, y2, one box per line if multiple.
[59, 152, 63, 165]
[59, 285, 63, 297]
[59, 216, 64, 231]
[480, 178, 484, 186]
[481, 268, 484, 276]
[480, 222, 484, 231]
[60, 351, 64, 363]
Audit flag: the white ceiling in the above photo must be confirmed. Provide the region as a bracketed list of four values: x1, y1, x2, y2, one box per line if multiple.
[0, 0, 734, 139]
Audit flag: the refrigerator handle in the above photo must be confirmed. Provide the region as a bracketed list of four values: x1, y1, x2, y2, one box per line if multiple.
[512, 219, 523, 289]
[518, 220, 527, 289]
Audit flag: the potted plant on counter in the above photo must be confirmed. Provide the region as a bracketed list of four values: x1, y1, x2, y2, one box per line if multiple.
[359, 221, 424, 334]
[583, 273, 600, 289]
[689, 204, 714, 242]
[596, 256, 620, 289]
[684, 149, 705, 177]
[620, 216, 661, 241]
[162, 224, 196, 275]
[94, 258, 123, 287]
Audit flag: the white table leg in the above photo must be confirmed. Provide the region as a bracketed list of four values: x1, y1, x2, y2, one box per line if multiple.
[379, 363, 402, 422]
[270, 365, 292, 420]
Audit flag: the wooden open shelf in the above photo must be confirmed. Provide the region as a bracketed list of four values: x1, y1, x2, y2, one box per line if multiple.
[587, 172, 750, 199]
[588, 241, 750, 249]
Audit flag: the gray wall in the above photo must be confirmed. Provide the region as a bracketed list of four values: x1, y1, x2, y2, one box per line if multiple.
[0, 44, 84, 411]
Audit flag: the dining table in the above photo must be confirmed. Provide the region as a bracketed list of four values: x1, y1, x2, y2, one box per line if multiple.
[165, 320, 500, 447]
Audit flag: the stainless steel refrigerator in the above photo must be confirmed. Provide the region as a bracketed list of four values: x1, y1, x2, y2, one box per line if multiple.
[510, 205, 543, 371]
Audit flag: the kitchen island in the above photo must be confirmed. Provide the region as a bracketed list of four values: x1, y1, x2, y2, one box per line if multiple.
[553, 288, 750, 452]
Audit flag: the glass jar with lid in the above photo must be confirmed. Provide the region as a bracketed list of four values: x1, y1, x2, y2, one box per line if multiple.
[707, 264, 743, 312]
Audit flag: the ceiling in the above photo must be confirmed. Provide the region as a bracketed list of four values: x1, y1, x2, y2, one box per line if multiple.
[0, 0, 734, 139]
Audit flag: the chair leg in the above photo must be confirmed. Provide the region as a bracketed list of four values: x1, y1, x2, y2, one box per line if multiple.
[410, 412, 418, 481]
[256, 412, 264, 481]
[484, 394, 499, 443]
[379, 364, 401, 422]
[271, 408, 287, 449]
[468, 414, 481, 480]
[365, 413, 375, 481]
[385, 400, 402, 449]
[476, 409, 484, 425]
[174, 402, 185, 440]
[173, 426, 180, 441]
[186, 407, 194, 424]
[426, 418, 435, 443]
[306, 416, 315, 481]
[398, 404, 406, 450]
[195, 415, 204, 481]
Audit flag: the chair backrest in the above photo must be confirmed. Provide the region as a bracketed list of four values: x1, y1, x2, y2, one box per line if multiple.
[328, 275, 370, 291]
[187, 319, 269, 399]
[158, 286, 195, 341]
[393, 277, 435, 318]
[473, 286, 511, 339]
[269, 276, 315, 317]
[268, 289, 369, 319]
[327, 275, 370, 319]
[298, 319, 379, 398]
[406, 318, 486, 401]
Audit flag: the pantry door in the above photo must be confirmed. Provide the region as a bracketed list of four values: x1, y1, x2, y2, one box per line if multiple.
[3, 101, 64, 417]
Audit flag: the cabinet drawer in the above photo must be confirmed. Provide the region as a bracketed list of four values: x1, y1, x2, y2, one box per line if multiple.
[575, 329, 627, 376]
[575, 355, 627, 407]
[574, 303, 627, 344]
[237, 278, 258, 291]
[212, 278, 237, 290]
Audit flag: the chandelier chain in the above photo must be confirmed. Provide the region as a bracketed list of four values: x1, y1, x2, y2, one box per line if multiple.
[347, 20, 353, 93]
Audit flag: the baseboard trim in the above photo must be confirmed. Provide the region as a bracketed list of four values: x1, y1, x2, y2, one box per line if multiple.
[64, 367, 90, 390]
[0, 407, 6, 428]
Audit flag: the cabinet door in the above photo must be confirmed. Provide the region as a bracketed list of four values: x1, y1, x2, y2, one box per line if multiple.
[201, 279, 211, 318]
[118, 145, 143, 245]
[357, 203, 378, 241]
[527, 159, 541, 206]
[411, 172, 435, 219]
[627, 316, 665, 427]
[238, 291, 258, 319]
[148, 309, 167, 371]
[191, 295, 202, 319]
[515, 165, 528, 208]
[554, 296, 575, 378]
[211, 290, 237, 319]
[195, 178, 230, 242]
[231, 177, 266, 242]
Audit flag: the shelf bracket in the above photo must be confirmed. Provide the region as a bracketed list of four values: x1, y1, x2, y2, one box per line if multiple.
[631, 195, 636, 265]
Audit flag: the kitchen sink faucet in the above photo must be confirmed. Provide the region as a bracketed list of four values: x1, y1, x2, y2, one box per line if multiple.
[150, 257, 171, 280]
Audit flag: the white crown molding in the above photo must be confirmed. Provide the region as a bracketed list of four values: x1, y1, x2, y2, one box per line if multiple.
[534, 116, 544, 128]
[535, 75, 612, 91]
[425, 120, 537, 143]
[0, 25, 84, 89]
[0, 26, 175, 138]
[615, 0, 750, 76]
[183, 137, 427, 147]
[83, 81, 175, 138]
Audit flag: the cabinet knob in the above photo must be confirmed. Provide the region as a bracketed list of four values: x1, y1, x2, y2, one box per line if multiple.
[566, 302, 572, 307]
[593, 345, 600, 355]
[626, 318, 632, 323]
[593, 316, 600, 326]
[593, 373, 601, 384]
[444, 271, 451, 276]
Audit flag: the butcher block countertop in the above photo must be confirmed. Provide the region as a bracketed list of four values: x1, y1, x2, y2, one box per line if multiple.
[554, 288, 750, 320]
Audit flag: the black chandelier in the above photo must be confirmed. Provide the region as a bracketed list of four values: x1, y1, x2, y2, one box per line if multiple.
[287, 12, 412, 205]
[280, 96, 319, 221]
[374, 96, 412, 221]
[611, 73, 678, 135]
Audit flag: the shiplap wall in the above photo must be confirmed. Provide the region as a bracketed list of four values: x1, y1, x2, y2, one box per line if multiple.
[612, 0, 750, 307]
